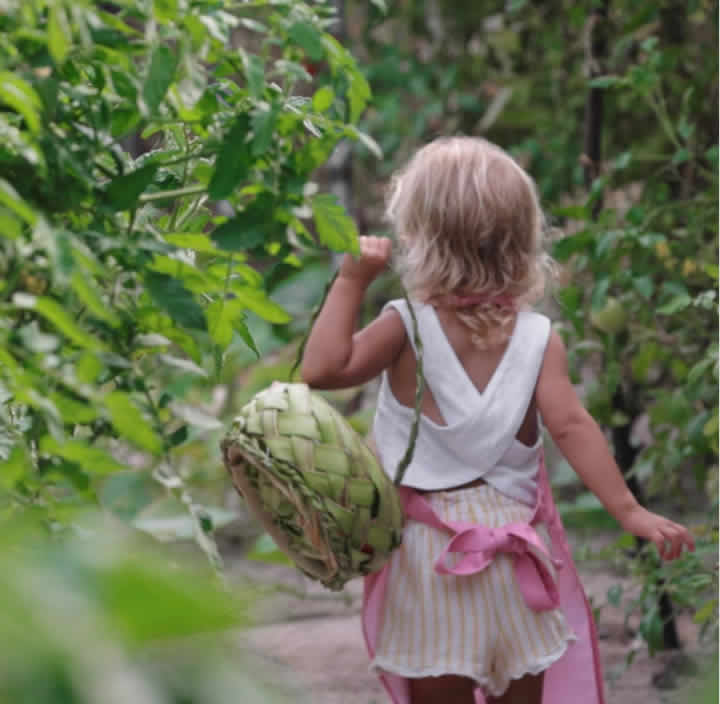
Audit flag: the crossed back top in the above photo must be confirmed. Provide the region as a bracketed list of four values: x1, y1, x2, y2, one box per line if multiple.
[372, 300, 552, 505]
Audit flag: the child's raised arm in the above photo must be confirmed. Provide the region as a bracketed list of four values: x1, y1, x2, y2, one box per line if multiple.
[536, 330, 695, 561]
[300, 236, 406, 390]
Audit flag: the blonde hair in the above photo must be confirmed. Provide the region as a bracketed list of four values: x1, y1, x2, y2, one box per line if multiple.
[386, 136, 554, 348]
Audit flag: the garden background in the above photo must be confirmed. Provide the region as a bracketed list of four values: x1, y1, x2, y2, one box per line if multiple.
[0, 1, 717, 702]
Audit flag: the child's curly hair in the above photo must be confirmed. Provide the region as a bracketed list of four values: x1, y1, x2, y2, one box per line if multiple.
[386, 136, 554, 349]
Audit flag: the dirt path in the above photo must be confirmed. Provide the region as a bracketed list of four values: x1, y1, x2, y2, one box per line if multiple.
[231, 557, 702, 704]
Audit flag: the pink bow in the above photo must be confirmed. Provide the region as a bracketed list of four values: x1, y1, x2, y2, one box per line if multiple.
[402, 488, 561, 612]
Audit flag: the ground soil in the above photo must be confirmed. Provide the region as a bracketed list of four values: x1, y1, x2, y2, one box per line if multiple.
[227, 534, 705, 704]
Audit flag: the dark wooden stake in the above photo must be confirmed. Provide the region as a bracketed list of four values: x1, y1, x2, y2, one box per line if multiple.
[581, 1, 681, 651]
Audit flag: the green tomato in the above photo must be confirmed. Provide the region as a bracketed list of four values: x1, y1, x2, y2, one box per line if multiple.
[590, 297, 628, 334]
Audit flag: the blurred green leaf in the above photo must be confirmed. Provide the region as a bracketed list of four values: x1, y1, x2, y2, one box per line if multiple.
[12, 294, 104, 350]
[48, 2, 71, 65]
[0, 72, 42, 134]
[209, 115, 252, 200]
[105, 164, 159, 211]
[143, 45, 178, 113]
[311, 193, 359, 253]
[288, 22, 324, 61]
[40, 436, 126, 474]
[144, 272, 206, 331]
[105, 391, 163, 455]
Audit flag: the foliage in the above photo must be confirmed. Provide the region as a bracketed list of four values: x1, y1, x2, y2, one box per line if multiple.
[0, 514, 298, 704]
[348, 0, 718, 650]
[0, 0, 367, 565]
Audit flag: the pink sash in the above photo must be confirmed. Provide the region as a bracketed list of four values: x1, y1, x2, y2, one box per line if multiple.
[361, 456, 606, 704]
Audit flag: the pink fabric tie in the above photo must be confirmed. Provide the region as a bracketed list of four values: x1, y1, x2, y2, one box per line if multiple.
[402, 489, 561, 612]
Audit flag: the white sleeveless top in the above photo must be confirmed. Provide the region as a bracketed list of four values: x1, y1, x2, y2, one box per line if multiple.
[372, 300, 551, 506]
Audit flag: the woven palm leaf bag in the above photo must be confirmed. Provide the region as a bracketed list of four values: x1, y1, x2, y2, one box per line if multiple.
[221, 289, 423, 591]
[222, 383, 407, 590]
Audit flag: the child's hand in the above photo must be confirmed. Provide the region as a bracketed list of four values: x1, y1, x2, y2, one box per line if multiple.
[339, 236, 392, 285]
[619, 505, 695, 561]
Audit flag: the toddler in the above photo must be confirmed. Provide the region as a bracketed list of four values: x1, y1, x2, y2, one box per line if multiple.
[300, 137, 694, 704]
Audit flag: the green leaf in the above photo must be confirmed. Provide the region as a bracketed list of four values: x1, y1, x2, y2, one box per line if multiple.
[211, 193, 282, 252]
[552, 229, 592, 260]
[288, 22, 325, 61]
[632, 275, 654, 300]
[0, 444, 29, 489]
[693, 598, 718, 625]
[312, 86, 335, 113]
[590, 278, 610, 311]
[556, 285, 581, 314]
[657, 294, 692, 315]
[206, 298, 246, 348]
[49, 392, 98, 424]
[208, 115, 251, 200]
[347, 66, 371, 122]
[48, 2, 71, 65]
[105, 391, 163, 455]
[40, 436, 126, 474]
[0, 179, 37, 225]
[245, 54, 264, 98]
[251, 105, 278, 156]
[153, 0, 178, 23]
[144, 272, 206, 331]
[671, 147, 691, 166]
[507, 0, 528, 10]
[142, 45, 178, 114]
[0, 72, 42, 134]
[311, 193, 359, 253]
[105, 164, 158, 211]
[234, 318, 260, 358]
[163, 232, 225, 255]
[0, 210, 22, 239]
[71, 272, 120, 326]
[232, 286, 291, 324]
[12, 293, 104, 350]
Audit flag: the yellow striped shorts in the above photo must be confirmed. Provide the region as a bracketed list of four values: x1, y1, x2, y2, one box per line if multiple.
[370, 483, 576, 698]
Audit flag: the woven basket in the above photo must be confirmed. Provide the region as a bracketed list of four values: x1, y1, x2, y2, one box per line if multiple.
[221, 382, 404, 590]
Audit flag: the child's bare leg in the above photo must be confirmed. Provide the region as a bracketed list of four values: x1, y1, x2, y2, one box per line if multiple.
[410, 674, 476, 704]
[487, 672, 544, 704]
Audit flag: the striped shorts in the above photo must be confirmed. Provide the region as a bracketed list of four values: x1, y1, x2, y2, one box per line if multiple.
[370, 483, 576, 698]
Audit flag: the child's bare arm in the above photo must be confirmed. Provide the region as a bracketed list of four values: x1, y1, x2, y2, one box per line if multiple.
[301, 236, 406, 389]
[537, 330, 694, 560]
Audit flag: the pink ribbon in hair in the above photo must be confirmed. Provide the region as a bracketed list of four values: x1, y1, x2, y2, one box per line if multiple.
[440, 293, 516, 309]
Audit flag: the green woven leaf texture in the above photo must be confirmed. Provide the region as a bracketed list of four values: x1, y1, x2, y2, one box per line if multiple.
[221, 383, 403, 590]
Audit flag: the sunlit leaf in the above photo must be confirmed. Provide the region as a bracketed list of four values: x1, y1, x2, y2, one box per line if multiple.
[40, 436, 126, 474]
[207, 298, 246, 348]
[311, 193, 359, 253]
[105, 391, 163, 454]
[312, 86, 334, 113]
[12, 293, 104, 350]
[0, 72, 42, 134]
[48, 2, 71, 65]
